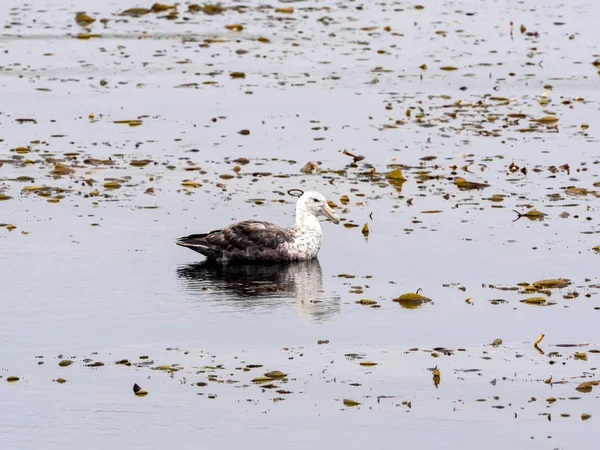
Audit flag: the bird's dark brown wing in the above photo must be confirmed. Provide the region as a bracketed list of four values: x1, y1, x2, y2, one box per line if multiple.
[177, 220, 295, 262]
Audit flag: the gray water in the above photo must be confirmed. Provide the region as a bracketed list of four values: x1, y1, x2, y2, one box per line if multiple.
[1, 0, 599, 448]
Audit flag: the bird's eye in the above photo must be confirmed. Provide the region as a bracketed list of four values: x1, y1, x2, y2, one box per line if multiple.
[313, 198, 319, 203]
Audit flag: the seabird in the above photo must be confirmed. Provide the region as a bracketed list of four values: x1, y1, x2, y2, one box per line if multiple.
[176, 191, 340, 263]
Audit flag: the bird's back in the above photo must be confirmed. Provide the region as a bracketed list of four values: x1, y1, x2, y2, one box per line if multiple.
[177, 220, 300, 263]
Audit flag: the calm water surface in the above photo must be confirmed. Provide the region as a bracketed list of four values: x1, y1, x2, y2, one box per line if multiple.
[1, 0, 599, 448]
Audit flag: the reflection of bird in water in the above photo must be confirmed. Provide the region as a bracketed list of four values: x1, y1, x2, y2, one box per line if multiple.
[176, 258, 339, 322]
[176, 191, 340, 263]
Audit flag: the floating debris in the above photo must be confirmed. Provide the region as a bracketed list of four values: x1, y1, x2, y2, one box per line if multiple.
[393, 291, 432, 309]
[133, 383, 148, 397]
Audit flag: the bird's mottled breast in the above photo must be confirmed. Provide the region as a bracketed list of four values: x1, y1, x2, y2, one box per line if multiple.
[287, 226, 323, 260]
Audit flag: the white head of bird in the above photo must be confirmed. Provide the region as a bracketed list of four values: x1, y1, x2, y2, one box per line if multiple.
[295, 191, 340, 226]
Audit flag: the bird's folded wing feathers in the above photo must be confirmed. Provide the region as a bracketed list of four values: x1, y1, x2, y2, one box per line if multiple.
[208, 220, 293, 250]
[178, 220, 294, 253]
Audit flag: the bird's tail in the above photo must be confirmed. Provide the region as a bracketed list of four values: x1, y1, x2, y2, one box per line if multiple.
[176, 233, 218, 259]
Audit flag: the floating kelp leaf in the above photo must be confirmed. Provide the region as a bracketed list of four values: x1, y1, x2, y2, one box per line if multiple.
[257, 36, 271, 43]
[576, 381, 598, 393]
[181, 180, 202, 188]
[361, 224, 370, 236]
[133, 383, 148, 397]
[225, 24, 243, 31]
[151, 365, 179, 372]
[0, 194, 11, 201]
[230, 71, 246, 78]
[343, 223, 359, 228]
[130, 159, 152, 167]
[119, 8, 151, 17]
[252, 376, 274, 383]
[343, 399, 360, 407]
[574, 352, 587, 361]
[238, 129, 250, 136]
[359, 362, 378, 367]
[582, 413, 592, 421]
[58, 360, 73, 367]
[84, 361, 105, 367]
[440, 66, 458, 71]
[23, 186, 50, 193]
[51, 164, 75, 176]
[54, 378, 67, 384]
[219, 174, 234, 180]
[486, 194, 504, 202]
[175, 83, 199, 89]
[151, 3, 176, 12]
[275, 7, 294, 13]
[6, 224, 17, 231]
[454, 177, 489, 190]
[593, 246, 600, 253]
[340, 195, 350, 205]
[531, 116, 559, 124]
[533, 279, 571, 289]
[6, 376, 19, 382]
[489, 299, 508, 305]
[386, 168, 406, 181]
[113, 119, 142, 126]
[432, 367, 441, 387]
[393, 292, 432, 309]
[75, 33, 101, 40]
[491, 338, 503, 347]
[195, 4, 224, 14]
[103, 181, 121, 189]
[15, 118, 36, 124]
[356, 299, 377, 305]
[520, 296, 546, 305]
[264, 371, 287, 379]
[83, 158, 115, 166]
[75, 12, 95, 26]
[565, 187, 592, 196]
[301, 161, 318, 174]
[514, 209, 547, 221]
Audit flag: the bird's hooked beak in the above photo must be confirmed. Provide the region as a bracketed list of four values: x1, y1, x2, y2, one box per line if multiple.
[320, 203, 340, 224]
